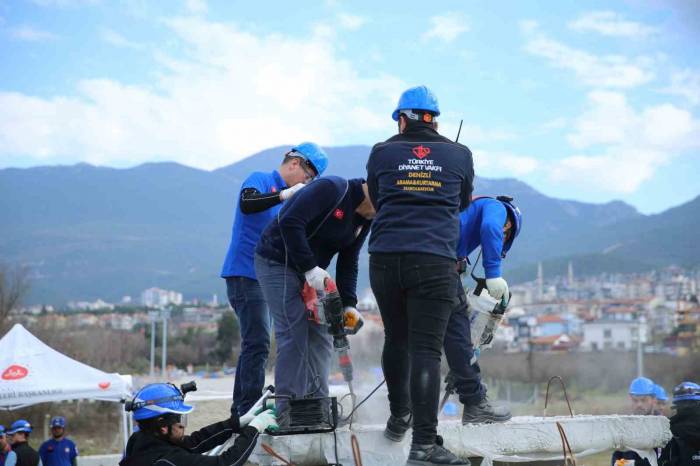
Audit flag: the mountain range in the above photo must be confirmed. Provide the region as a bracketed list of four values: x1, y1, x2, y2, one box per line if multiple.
[1, 145, 697, 304]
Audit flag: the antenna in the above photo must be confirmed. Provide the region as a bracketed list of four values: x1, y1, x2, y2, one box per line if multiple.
[455, 119, 463, 142]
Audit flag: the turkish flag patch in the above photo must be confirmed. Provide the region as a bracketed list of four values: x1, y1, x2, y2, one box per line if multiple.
[334, 209, 344, 220]
[412, 145, 431, 159]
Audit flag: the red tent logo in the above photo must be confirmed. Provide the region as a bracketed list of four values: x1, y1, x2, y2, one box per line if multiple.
[412, 145, 431, 159]
[98, 381, 111, 390]
[2, 365, 28, 380]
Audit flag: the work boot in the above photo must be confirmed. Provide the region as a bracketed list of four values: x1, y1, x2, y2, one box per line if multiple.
[461, 397, 511, 424]
[384, 412, 412, 442]
[406, 443, 470, 465]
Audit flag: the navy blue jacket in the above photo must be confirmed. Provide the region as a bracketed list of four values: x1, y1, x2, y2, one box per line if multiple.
[256, 177, 371, 307]
[366, 124, 474, 259]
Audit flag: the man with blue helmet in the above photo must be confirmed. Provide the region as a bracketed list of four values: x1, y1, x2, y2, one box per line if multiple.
[629, 376, 657, 415]
[367, 85, 474, 466]
[658, 382, 700, 466]
[653, 385, 669, 416]
[220, 142, 328, 418]
[6, 420, 40, 466]
[0, 425, 18, 466]
[443, 196, 522, 424]
[38, 417, 77, 466]
[255, 176, 374, 425]
[120, 382, 276, 466]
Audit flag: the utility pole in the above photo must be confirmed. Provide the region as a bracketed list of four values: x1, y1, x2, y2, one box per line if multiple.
[148, 311, 159, 378]
[637, 316, 646, 377]
[161, 308, 171, 377]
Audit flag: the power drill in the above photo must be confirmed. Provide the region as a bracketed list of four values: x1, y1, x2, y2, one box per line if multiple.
[303, 279, 362, 385]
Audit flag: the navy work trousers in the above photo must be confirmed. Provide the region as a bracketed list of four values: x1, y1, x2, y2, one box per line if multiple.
[443, 275, 487, 406]
[226, 276, 271, 416]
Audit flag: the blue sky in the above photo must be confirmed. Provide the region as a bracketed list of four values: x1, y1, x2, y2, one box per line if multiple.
[1, 0, 699, 213]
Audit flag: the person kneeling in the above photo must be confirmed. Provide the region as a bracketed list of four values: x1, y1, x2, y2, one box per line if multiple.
[120, 382, 276, 466]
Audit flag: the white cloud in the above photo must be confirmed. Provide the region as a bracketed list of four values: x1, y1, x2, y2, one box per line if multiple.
[551, 91, 700, 193]
[568, 11, 657, 38]
[99, 28, 142, 49]
[337, 13, 366, 30]
[184, 0, 207, 15]
[661, 69, 700, 105]
[9, 26, 58, 41]
[524, 31, 655, 88]
[422, 13, 469, 43]
[0, 17, 406, 169]
[30, 0, 98, 6]
[474, 149, 539, 176]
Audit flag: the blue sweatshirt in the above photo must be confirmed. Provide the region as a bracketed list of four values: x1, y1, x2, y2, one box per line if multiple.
[256, 177, 371, 307]
[366, 124, 474, 259]
[39, 438, 77, 466]
[456, 197, 508, 279]
[220, 170, 287, 279]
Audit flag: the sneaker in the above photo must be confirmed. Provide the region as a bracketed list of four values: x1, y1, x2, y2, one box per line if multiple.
[406, 443, 470, 465]
[384, 412, 412, 442]
[461, 398, 511, 424]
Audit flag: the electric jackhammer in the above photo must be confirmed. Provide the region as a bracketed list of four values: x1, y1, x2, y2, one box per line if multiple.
[303, 278, 363, 419]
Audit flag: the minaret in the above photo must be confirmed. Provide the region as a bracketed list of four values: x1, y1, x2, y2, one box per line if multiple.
[568, 261, 574, 287]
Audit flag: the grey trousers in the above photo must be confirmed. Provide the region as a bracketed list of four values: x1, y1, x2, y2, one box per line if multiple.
[254, 253, 332, 416]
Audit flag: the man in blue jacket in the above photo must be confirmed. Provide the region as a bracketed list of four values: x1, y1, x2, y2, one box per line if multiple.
[38, 417, 77, 466]
[443, 196, 521, 424]
[255, 176, 374, 424]
[367, 85, 474, 466]
[220, 143, 328, 417]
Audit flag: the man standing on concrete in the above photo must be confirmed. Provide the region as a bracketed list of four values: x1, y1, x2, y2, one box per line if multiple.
[38, 417, 77, 466]
[367, 85, 474, 465]
[220, 143, 328, 417]
[443, 196, 522, 424]
[255, 176, 374, 425]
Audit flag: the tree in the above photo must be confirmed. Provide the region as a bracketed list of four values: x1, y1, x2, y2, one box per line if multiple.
[213, 311, 239, 365]
[0, 262, 30, 331]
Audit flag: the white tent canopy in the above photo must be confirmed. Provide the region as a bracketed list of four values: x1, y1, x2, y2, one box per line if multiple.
[0, 324, 132, 410]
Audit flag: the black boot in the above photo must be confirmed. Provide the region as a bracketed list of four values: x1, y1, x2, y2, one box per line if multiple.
[384, 412, 412, 442]
[461, 397, 511, 424]
[406, 443, 470, 465]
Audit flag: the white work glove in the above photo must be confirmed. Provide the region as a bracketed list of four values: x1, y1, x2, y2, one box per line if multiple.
[279, 183, 305, 201]
[486, 277, 510, 304]
[239, 397, 275, 426]
[249, 409, 278, 433]
[305, 266, 331, 291]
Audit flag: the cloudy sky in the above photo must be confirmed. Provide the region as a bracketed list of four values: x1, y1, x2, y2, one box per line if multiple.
[1, 0, 699, 213]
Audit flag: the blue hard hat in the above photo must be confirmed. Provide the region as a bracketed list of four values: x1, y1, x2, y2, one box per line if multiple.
[673, 381, 700, 403]
[500, 197, 522, 255]
[50, 416, 66, 428]
[130, 383, 194, 421]
[392, 85, 440, 121]
[629, 377, 656, 396]
[653, 384, 668, 402]
[0, 425, 5, 436]
[7, 419, 32, 434]
[290, 142, 328, 177]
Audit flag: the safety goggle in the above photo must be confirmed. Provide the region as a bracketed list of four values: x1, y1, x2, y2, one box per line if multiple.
[287, 151, 318, 180]
[399, 109, 436, 123]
